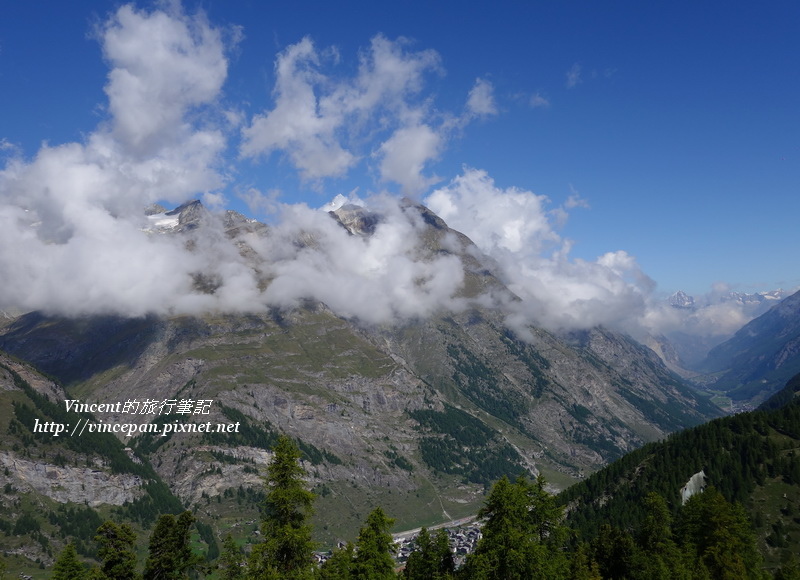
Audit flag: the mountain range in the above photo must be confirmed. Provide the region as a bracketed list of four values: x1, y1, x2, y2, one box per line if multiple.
[695, 289, 800, 404]
[652, 288, 790, 373]
[668, 289, 787, 312]
[0, 199, 797, 575]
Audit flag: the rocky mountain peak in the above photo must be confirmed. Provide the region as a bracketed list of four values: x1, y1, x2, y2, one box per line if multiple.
[165, 199, 206, 231]
[329, 203, 381, 236]
[669, 290, 695, 309]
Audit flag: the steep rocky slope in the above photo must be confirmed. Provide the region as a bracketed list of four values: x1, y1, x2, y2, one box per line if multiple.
[0, 353, 186, 570]
[697, 289, 800, 403]
[0, 201, 720, 549]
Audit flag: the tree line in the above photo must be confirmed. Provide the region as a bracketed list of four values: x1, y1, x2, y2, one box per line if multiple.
[43, 430, 800, 579]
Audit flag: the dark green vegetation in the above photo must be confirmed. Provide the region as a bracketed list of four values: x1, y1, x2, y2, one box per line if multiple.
[409, 404, 524, 485]
[446, 342, 528, 426]
[36, 432, 797, 579]
[143, 511, 201, 580]
[207, 404, 342, 466]
[402, 527, 454, 580]
[4, 361, 149, 477]
[248, 435, 316, 579]
[559, 371, 800, 574]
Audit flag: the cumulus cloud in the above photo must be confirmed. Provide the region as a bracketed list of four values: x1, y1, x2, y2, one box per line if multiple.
[0, 3, 235, 316]
[240, 34, 446, 191]
[255, 198, 466, 323]
[239, 37, 357, 180]
[377, 124, 442, 194]
[239, 187, 283, 216]
[466, 78, 498, 118]
[425, 168, 655, 331]
[0, 1, 776, 348]
[100, 4, 228, 157]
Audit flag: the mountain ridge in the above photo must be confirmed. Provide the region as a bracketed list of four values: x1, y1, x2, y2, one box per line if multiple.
[0, 199, 721, 568]
[696, 289, 800, 403]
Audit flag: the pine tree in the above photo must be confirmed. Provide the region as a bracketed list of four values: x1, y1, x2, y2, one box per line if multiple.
[85, 568, 106, 580]
[352, 507, 396, 579]
[94, 521, 138, 580]
[317, 542, 355, 579]
[633, 492, 693, 580]
[677, 487, 767, 580]
[404, 527, 454, 580]
[219, 534, 245, 580]
[460, 475, 569, 579]
[591, 524, 639, 580]
[143, 511, 199, 580]
[775, 553, 800, 580]
[431, 529, 455, 578]
[567, 542, 602, 580]
[52, 543, 86, 580]
[248, 435, 315, 579]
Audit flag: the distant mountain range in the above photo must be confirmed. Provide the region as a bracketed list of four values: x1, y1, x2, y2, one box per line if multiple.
[648, 285, 800, 407]
[649, 288, 792, 375]
[668, 289, 787, 312]
[696, 289, 800, 403]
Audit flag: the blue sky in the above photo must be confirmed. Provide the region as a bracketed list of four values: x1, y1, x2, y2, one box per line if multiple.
[1, 0, 798, 300]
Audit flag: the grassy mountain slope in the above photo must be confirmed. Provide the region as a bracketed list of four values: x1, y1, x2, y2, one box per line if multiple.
[559, 372, 800, 572]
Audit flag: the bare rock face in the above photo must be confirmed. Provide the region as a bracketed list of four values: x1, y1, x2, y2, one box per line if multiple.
[0, 452, 142, 507]
[680, 469, 707, 504]
[0, 357, 150, 509]
[330, 204, 381, 236]
[0, 354, 64, 401]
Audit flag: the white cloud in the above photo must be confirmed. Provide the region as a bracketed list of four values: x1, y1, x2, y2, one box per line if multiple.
[0, 3, 235, 317]
[0, 3, 772, 348]
[239, 187, 283, 216]
[566, 63, 582, 88]
[425, 167, 655, 331]
[254, 197, 466, 323]
[240, 34, 498, 195]
[100, 4, 229, 157]
[530, 92, 550, 108]
[239, 37, 357, 180]
[377, 124, 442, 195]
[466, 78, 498, 117]
[343, 34, 442, 116]
[426, 168, 558, 254]
[240, 34, 444, 186]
